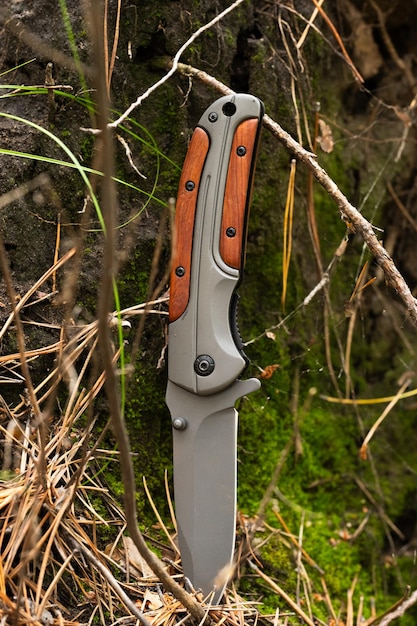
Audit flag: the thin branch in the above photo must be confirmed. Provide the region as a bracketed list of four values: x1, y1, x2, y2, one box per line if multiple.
[296, 0, 325, 48]
[309, 0, 363, 83]
[68, 536, 153, 626]
[108, 0, 122, 93]
[368, 0, 415, 91]
[89, 4, 213, 622]
[0, 232, 47, 486]
[359, 377, 412, 460]
[0, 246, 76, 343]
[173, 62, 417, 325]
[108, 0, 245, 128]
[387, 181, 417, 231]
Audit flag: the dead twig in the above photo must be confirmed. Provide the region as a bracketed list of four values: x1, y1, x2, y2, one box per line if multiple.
[387, 181, 417, 232]
[1, 9, 94, 78]
[104, 0, 122, 94]
[0, 246, 76, 343]
[247, 560, 316, 626]
[368, 0, 414, 91]
[296, 0, 325, 49]
[90, 4, 213, 622]
[365, 586, 414, 626]
[0, 231, 47, 487]
[52, 212, 61, 295]
[69, 535, 152, 626]
[107, 0, 246, 129]
[354, 477, 405, 541]
[359, 376, 413, 460]
[273, 509, 324, 575]
[309, 0, 364, 83]
[173, 62, 417, 325]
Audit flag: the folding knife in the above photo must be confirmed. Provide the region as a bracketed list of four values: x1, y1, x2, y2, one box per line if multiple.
[166, 94, 264, 602]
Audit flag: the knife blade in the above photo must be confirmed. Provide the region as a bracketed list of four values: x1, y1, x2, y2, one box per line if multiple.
[166, 93, 264, 603]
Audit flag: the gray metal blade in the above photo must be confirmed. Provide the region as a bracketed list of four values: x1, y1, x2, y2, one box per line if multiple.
[174, 405, 237, 602]
[166, 377, 260, 603]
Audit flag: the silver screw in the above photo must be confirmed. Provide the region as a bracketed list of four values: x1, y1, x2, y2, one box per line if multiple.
[173, 417, 187, 431]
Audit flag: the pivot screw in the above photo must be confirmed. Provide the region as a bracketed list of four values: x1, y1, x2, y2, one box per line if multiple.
[208, 112, 218, 122]
[175, 266, 185, 277]
[194, 354, 215, 376]
[173, 417, 187, 431]
[237, 146, 246, 157]
[226, 227, 236, 238]
[185, 180, 195, 191]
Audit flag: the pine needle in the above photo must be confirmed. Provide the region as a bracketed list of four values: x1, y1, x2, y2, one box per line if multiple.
[143, 476, 179, 555]
[359, 377, 412, 459]
[281, 159, 296, 311]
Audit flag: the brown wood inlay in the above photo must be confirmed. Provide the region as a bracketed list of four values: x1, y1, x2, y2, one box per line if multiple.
[219, 118, 258, 270]
[169, 127, 210, 322]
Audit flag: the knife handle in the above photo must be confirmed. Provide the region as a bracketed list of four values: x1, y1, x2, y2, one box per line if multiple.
[169, 108, 262, 323]
[168, 94, 263, 395]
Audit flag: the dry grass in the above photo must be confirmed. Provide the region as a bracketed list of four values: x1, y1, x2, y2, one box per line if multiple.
[0, 247, 263, 625]
[0, 178, 414, 626]
[0, 246, 173, 624]
[0, 284, 412, 626]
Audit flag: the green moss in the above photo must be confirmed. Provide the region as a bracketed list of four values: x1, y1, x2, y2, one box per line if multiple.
[237, 367, 417, 619]
[124, 351, 172, 522]
[79, 132, 95, 164]
[233, 101, 416, 614]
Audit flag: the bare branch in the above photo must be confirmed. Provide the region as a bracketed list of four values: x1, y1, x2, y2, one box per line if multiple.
[174, 62, 417, 325]
[68, 536, 153, 626]
[89, 4, 213, 621]
[108, 0, 246, 129]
